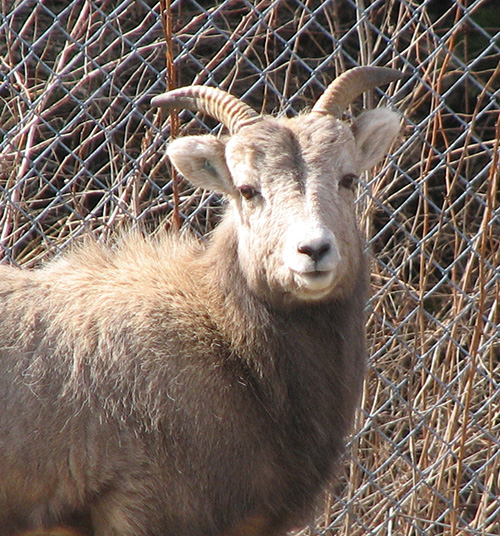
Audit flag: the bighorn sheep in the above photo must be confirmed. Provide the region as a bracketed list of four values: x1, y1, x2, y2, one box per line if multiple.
[0, 66, 402, 536]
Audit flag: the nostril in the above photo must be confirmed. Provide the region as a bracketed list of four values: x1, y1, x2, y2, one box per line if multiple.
[297, 241, 331, 262]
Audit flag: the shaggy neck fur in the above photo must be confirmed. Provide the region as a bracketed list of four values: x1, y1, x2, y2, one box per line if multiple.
[198, 215, 368, 522]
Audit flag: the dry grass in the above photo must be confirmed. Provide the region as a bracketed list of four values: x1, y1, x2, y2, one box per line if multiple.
[1, 1, 499, 535]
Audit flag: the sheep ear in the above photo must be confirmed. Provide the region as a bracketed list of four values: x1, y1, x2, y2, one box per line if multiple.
[167, 135, 236, 195]
[352, 109, 401, 172]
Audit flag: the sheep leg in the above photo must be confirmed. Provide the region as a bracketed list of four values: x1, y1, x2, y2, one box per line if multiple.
[90, 486, 155, 536]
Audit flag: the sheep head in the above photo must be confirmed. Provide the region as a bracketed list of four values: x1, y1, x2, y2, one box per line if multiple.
[152, 67, 402, 304]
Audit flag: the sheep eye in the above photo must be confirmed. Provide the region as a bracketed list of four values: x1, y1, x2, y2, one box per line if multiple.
[339, 173, 357, 190]
[238, 185, 258, 200]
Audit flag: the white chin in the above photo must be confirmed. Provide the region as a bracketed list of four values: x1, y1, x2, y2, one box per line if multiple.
[291, 271, 335, 300]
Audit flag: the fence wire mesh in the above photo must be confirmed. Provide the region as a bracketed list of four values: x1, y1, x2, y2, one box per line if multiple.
[1, 0, 499, 535]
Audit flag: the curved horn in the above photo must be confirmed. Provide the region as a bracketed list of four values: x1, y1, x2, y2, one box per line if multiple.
[151, 86, 261, 134]
[312, 66, 403, 117]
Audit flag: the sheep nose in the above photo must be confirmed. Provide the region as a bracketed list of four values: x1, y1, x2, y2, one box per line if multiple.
[297, 240, 331, 262]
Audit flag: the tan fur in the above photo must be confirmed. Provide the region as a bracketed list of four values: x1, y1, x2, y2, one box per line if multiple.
[0, 93, 401, 536]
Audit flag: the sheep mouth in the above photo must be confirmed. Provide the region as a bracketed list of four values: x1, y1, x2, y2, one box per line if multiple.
[291, 269, 336, 297]
[303, 270, 330, 279]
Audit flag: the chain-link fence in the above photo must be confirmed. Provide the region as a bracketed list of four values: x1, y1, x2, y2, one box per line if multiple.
[1, 0, 499, 535]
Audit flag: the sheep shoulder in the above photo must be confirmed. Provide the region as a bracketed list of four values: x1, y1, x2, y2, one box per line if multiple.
[1, 231, 208, 334]
[0, 231, 226, 425]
